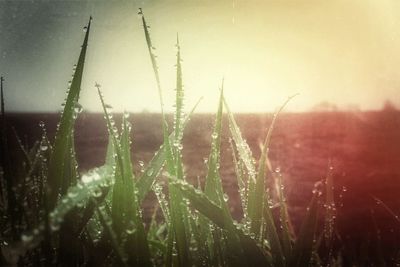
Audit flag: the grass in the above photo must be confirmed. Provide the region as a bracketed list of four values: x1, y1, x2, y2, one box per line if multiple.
[0, 9, 398, 267]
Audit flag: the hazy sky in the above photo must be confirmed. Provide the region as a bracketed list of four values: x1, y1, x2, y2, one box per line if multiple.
[1, 0, 400, 112]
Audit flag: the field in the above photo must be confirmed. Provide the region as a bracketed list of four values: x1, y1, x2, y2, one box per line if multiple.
[5, 110, 400, 265]
[2, 10, 400, 267]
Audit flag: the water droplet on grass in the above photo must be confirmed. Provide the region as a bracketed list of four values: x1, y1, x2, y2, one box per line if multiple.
[126, 224, 136, 235]
[146, 168, 154, 176]
[21, 234, 33, 243]
[93, 188, 102, 198]
[223, 193, 229, 202]
[68, 191, 78, 198]
[74, 102, 83, 114]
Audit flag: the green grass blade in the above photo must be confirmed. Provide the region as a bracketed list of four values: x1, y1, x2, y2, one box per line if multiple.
[161, 36, 191, 267]
[139, 8, 163, 109]
[324, 164, 336, 248]
[167, 174, 190, 267]
[97, 87, 151, 265]
[76, 133, 115, 235]
[199, 86, 225, 265]
[276, 171, 293, 261]
[173, 36, 184, 142]
[172, 178, 269, 266]
[290, 193, 319, 267]
[229, 138, 248, 218]
[58, 133, 82, 265]
[95, 203, 128, 267]
[171, 179, 229, 229]
[17, 165, 115, 252]
[249, 95, 297, 240]
[0, 76, 19, 238]
[46, 17, 92, 209]
[139, 8, 172, 173]
[120, 115, 152, 266]
[263, 197, 285, 267]
[135, 97, 201, 212]
[204, 84, 224, 205]
[223, 97, 257, 184]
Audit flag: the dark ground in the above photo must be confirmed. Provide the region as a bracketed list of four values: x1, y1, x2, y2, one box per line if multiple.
[6, 111, 400, 260]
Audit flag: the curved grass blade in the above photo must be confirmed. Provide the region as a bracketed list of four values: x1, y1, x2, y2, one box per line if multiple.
[249, 95, 297, 240]
[139, 8, 163, 108]
[139, 8, 172, 170]
[15, 165, 114, 252]
[171, 178, 270, 266]
[372, 196, 400, 223]
[136, 96, 202, 203]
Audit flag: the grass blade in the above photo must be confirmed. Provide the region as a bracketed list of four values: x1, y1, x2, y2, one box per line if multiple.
[0, 76, 19, 239]
[290, 192, 319, 267]
[136, 96, 202, 203]
[276, 171, 293, 261]
[204, 84, 225, 206]
[223, 97, 257, 184]
[46, 17, 92, 209]
[172, 178, 269, 266]
[139, 8, 163, 108]
[97, 87, 151, 266]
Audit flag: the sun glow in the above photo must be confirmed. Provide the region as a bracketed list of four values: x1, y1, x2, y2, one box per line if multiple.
[2, 0, 400, 112]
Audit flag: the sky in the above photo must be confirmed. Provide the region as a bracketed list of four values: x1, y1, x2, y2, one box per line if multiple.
[1, 0, 400, 113]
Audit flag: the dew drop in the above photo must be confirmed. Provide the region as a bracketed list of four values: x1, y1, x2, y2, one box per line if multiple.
[74, 102, 83, 114]
[51, 223, 60, 232]
[146, 168, 154, 176]
[93, 188, 102, 198]
[223, 193, 229, 202]
[68, 191, 78, 198]
[21, 234, 33, 243]
[126, 224, 136, 235]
